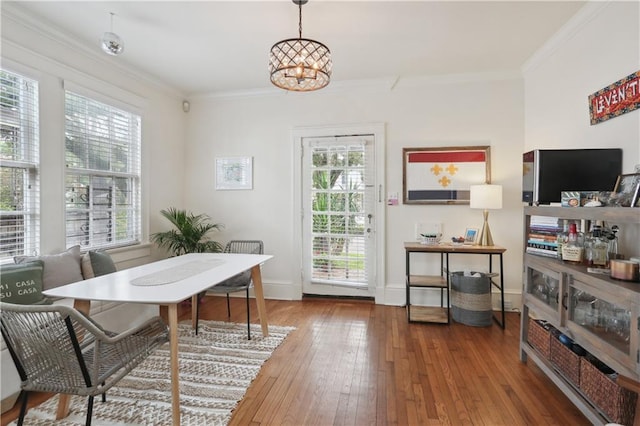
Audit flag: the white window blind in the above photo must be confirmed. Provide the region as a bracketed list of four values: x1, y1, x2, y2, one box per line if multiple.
[0, 69, 40, 260]
[308, 138, 372, 286]
[64, 90, 141, 250]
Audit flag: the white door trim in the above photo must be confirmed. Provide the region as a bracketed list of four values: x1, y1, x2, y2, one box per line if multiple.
[292, 123, 386, 303]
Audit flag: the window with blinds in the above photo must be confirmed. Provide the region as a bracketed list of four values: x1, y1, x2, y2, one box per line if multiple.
[0, 69, 40, 260]
[64, 91, 141, 250]
[309, 139, 372, 286]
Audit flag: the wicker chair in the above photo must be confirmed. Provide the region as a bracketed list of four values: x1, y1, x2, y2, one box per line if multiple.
[196, 240, 263, 339]
[0, 302, 169, 426]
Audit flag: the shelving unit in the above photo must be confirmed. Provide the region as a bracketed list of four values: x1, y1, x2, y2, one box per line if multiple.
[520, 206, 640, 425]
[404, 242, 506, 327]
[405, 247, 449, 324]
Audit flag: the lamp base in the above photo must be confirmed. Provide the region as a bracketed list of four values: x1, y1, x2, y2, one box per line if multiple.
[478, 209, 494, 246]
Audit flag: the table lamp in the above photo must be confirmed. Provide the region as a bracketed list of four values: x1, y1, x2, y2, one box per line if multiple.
[470, 184, 503, 246]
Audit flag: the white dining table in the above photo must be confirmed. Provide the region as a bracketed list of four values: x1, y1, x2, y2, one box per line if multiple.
[43, 252, 273, 426]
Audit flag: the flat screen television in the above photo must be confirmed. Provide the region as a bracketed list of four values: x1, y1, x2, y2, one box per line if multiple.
[522, 148, 622, 205]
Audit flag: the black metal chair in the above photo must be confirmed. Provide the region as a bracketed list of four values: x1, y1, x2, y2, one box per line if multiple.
[0, 302, 169, 426]
[196, 240, 263, 339]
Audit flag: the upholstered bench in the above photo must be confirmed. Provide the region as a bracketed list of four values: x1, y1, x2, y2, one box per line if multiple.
[1, 246, 158, 413]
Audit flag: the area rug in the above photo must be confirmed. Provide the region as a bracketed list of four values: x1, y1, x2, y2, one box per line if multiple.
[11, 320, 295, 426]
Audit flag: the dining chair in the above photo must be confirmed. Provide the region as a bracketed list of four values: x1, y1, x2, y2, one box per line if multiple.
[196, 240, 263, 339]
[0, 302, 169, 426]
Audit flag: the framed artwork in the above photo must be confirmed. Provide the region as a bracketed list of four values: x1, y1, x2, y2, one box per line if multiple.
[402, 146, 491, 204]
[215, 156, 253, 190]
[612, 173, 640, 207]
[464, 228, 479, 244]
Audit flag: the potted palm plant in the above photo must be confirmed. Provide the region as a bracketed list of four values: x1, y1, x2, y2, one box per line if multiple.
[151, 207, 224, 256]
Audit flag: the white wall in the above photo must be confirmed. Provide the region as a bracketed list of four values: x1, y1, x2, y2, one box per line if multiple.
[524, 1, 640, 256]
[1, 8, 187, 265]
[525, 1, 639, 167]
[186, 76, 526, 305]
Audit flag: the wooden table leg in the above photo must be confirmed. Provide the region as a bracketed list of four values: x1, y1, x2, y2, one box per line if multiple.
[168, 303, 181, 426]
[251, 265, 269, 337]
[191, 294, 198, 329]
[56, 299, 91, 420]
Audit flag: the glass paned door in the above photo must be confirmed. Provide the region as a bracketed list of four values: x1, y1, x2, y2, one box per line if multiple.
[302, 136, 375, 296]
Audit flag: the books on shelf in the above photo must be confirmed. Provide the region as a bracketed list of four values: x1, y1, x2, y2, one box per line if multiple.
[527, 215, 560, 258]
[526, 246, 559, 258]
[529, 215, 561, 233]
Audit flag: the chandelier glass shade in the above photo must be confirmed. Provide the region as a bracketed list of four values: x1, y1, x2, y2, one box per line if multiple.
[269, 1, 331, 92]
[101, 13, 124, 56]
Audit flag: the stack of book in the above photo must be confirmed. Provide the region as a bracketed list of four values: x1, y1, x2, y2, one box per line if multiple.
[527, 215, 560, 258]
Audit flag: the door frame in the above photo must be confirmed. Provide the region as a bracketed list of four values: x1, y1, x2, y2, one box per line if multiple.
[292, 123, 386, 303]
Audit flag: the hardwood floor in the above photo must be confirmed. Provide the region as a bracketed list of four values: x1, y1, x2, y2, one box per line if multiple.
[1, 297, 589, 425]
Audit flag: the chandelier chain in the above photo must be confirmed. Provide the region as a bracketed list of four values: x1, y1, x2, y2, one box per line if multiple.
[298, 1, 303, 39]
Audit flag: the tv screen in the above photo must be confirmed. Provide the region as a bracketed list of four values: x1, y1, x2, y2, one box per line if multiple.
[523, 149, 622, 205]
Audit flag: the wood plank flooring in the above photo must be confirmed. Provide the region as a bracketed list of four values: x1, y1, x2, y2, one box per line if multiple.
[1, 297, 589, 425]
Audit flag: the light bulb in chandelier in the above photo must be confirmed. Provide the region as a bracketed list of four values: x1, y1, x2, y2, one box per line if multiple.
[101, 13, 124, 56]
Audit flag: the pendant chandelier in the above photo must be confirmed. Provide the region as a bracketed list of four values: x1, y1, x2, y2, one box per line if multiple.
[269, 0, 331, 92]
[101, 12, 124, 56]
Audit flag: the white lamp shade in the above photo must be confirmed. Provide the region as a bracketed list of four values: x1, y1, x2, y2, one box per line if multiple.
[470, 184, 503, 209]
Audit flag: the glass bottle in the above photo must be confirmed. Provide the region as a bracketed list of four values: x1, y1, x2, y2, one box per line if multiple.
[583, 222, 595, 266]
[556, 220, 569, 260]
[589, 224, 609, 268]
[562, 222, 583, 263]
[607, 224, 620, 260]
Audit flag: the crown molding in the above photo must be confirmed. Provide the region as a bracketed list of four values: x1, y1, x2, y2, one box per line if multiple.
[192, 76, 400, 100]
[193, 71, 522, 101]
[395, 70, 522, 89]
[522, 1, 610, 75]
[1, 3, 184, 99]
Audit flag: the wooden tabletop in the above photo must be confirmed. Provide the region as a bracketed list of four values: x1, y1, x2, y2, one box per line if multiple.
[44, 253, 273, 304]
[404, 242, 506, 254]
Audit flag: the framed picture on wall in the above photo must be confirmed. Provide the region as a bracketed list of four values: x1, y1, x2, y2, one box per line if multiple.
[402, 146, 491, 204]
[215, 156, 253, 190]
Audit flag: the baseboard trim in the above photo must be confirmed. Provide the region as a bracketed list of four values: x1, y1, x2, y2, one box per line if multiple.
[302, 293, 375, 302]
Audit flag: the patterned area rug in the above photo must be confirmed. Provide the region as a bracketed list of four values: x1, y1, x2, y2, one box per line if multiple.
[12, 320, 295, 426]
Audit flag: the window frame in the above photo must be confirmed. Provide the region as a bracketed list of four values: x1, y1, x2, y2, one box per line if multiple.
[64, 87, 142, 251]
[0, 68, 40, 260]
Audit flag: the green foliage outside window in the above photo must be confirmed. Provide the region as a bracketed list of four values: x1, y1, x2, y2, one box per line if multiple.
[311, 149, 365, 273]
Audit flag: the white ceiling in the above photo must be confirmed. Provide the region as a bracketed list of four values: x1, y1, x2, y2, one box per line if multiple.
[4, 1, 586, 96]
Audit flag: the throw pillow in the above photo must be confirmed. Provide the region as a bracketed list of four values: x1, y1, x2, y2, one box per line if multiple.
[81, 250, 116, 279]
[0, 260, 51, 305]
[14, 245, 83, 291]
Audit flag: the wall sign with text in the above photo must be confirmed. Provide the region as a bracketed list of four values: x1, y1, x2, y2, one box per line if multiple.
[589, 70, 640, 125]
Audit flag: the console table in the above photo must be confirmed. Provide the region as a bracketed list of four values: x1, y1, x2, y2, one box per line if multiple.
[404, 242, 506, 328]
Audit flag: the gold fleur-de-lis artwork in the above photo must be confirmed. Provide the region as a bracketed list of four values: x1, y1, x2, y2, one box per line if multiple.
[439, 176, 452, 187]
[403, 146, 490, 205]
[431, 163, 459, 187]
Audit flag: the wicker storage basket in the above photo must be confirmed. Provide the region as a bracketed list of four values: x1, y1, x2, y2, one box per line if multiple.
[580, 357, 637, 425]
[450, 272, 492, 327]
[550, 335, 581, 386]
[527, 318, 551, 359]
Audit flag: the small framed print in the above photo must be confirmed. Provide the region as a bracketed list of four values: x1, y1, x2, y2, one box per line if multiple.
[464, 228, 479, 244]
[215, 156, 253, 190]
[612, 173, 640, 207]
